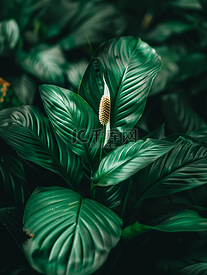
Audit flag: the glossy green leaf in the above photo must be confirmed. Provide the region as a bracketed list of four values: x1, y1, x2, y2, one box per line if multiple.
[187, 127, 207, 144]
[79, 37, 161, 132]
[39, 84, 101, 164]
[122, 210, 207, 240]
[0, 106, 83, 190]
[0, 154, 28, 210]
[162, 93, 206, 133]
[23, 186, 123, 275]
[92, 138, 175, 186]
[15, 46, 66, 85]
[133, 136, 207, 208]
[0, 19, 20, 56]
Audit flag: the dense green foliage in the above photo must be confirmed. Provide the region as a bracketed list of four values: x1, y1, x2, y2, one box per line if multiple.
[0, 1, 207, 275]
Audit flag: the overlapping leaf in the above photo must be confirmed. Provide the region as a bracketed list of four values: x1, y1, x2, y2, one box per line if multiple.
[92, 138, 175, 186]
[0, 106, 82, 190]
[79, 37, 161, 132]
[23, 186, 123, 275]
[122, 210, 207, 240]
[40, 84, 102, 164]
[133, 136, 207, 208]
[0, 154, 28, 210]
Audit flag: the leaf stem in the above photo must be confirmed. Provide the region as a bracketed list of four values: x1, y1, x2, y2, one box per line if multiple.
[99, 125, 106, 160]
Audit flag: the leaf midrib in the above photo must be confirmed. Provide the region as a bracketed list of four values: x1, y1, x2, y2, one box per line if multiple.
[95, 143, 147, 185]
[54, 91, 95, 164]
[10, 117, 73, 188]
[138, 153, 207, 204]
[111, 39, 139, 128]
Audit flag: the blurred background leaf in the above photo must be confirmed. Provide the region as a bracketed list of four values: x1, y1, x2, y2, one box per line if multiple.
[0, 19, 20, 56]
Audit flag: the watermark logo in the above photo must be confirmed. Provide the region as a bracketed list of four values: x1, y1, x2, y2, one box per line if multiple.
[71, 128, 138, 149]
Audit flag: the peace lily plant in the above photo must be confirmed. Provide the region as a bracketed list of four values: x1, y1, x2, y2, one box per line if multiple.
[1, 36, 207, 275]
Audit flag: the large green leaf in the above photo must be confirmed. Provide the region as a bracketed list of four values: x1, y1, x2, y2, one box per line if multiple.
[0, 154, 28, 210]
[15, 46, 66, 85]
[162, 93, 206, 133]
[23, 186, 123, 275]
[92, 138, 175, 186]
[79, 37, 161, 132]
[0, 19, 20, 56]
[122, 210, 207, 240]
[133, 136, 207, 208]
[39, 84, 102, 164]
[0, 106, 83, 190]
